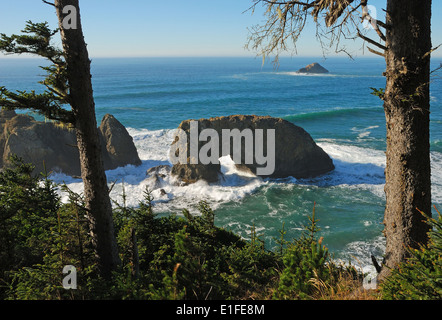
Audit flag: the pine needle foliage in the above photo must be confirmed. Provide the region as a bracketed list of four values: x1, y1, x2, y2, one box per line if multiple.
[274, 204, 358, 299]
[5, 159, 438, 301]
[380, 209, 442, 300]
[0, 21, 73, 123]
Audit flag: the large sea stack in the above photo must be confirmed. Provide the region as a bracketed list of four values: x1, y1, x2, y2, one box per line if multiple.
[170, 115, 335, 184]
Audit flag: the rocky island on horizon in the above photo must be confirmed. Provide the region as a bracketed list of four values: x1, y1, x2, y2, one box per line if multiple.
[297, 62, 329, 74]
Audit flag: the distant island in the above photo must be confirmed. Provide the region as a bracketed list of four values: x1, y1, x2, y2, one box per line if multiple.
[297, 62, 329, 74]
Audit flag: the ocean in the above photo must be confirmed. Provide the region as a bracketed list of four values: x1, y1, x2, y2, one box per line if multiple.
[1, 56, 441, 276]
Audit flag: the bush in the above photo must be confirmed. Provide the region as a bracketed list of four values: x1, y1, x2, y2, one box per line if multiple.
[380, 210, 442, 300]
[1, 158, 366, 300]
[274, 206, 359, 300]
[0, 156, 61, 298]
[114, 194, 279, 300]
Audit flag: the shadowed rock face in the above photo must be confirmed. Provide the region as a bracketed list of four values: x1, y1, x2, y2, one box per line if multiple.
[170, 115, 335, 184]
[99, 114, 142, 171]
[0, 110, 141, 176]
[297, 63, 329, 74]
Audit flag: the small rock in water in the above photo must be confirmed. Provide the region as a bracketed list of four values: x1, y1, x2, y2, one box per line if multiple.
[297, 62, 329, 74]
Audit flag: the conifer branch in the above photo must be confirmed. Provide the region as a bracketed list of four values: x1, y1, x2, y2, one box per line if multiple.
[0, 21, 74, 123]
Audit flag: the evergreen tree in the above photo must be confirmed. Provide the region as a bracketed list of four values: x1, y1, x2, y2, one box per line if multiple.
[0, 0, 120, 279]
[247, 0, 433, 280]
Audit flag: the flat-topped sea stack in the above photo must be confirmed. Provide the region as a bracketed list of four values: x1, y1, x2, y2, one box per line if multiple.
[297, 62, 329, 74]
[0, 109, 141, 176]
[170, 115, 335, 184]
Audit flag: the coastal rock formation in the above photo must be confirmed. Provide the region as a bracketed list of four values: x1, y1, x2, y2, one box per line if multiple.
[297, 63, 329, 74]
[146, 165, 172, 189]
[170, 115, 334, 184]
[0, 109, 141, 176]
[99, 114, 141, 171]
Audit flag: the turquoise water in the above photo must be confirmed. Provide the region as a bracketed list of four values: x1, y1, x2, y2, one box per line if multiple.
[1, 56, 441, 274]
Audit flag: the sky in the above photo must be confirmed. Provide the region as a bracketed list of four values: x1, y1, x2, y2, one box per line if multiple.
[0, 0, 441, 58]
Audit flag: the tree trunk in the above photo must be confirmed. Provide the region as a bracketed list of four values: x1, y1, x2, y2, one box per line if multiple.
[54, 0, 120, 279]
[379, 0, 432, 280]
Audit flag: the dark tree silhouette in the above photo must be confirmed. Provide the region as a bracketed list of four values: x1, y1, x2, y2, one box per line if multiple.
[247, 0, 433, 280]
[0, 0, 120, 279]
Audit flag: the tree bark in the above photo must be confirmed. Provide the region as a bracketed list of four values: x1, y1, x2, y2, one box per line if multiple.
[54, 0, 120, 279]
[379, 0, 432, 280]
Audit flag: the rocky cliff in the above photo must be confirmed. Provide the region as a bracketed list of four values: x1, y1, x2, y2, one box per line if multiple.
[0, 109, 141, 176]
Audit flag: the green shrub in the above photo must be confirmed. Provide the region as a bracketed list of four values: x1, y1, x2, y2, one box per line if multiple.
[380, 210, 442, 300]
[1, 158, 364, 300]
[274, 206, 359, 300]
[133, 198, 278, 300]
[0, 156, 61, 298]
[275, 209, 325, 299]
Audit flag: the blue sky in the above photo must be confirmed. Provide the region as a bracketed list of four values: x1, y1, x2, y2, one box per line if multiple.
[0, 0, 441, 58]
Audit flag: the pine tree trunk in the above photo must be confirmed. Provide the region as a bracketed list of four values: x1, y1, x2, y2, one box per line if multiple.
[379, 0, 432, 280]
[54, 0, 120, 279]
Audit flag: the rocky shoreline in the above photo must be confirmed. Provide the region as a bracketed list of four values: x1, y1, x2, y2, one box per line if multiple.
[0, 109, 141, 176]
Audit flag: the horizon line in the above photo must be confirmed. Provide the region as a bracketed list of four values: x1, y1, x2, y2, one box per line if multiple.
[1, 53, 441, 60]
[0, 54, 391, 60]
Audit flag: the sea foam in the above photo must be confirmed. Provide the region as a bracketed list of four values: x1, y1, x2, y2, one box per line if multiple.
[48, 127, 442, 273]
[50, 127, 442, 210]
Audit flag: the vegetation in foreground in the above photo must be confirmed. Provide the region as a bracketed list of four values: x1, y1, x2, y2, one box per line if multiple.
[0, 157, 440, 300]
